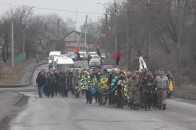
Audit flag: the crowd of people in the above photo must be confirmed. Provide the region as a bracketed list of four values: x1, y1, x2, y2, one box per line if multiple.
[36, 68, 174, 111]
[36, 69, 77, 98]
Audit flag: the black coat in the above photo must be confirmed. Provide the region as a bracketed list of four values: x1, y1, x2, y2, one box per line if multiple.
[36, 73, 46, 87]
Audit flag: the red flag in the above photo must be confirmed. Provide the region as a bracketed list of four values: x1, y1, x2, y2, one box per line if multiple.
[73, 47, 80, 60]
[96, 48, 101, 57]
[113, 51, 121, 65]
[93, 43, 99, 49]
[116, 51, 121, 58]
[113, 51, 120, 59]
[73, 47, 79, 53]
[113, 53, 118, 59]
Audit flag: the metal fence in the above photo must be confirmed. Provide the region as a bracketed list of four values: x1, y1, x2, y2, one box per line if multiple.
[14, 53, 26, 66]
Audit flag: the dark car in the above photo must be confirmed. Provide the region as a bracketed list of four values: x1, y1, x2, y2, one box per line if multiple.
[66, 52, 78, 61]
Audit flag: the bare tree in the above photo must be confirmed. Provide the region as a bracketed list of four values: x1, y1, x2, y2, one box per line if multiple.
[4, 7, 34, 54]
[0, 18, 11, 63]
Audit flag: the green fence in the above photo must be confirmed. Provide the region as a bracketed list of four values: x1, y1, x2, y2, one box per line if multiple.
[14, 53, 26, 66]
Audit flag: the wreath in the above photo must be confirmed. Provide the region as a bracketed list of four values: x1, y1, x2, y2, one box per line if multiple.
[110, 75, 119, 93]
[98, 77, 110, 94]
[89, 76, 99, 94]
[77, 71, 90, 93]
[117, 76, 129, 101]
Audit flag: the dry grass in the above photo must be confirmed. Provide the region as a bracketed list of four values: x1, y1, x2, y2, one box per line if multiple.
[174, 84, 196, 98]
[0, 59, 35, 85]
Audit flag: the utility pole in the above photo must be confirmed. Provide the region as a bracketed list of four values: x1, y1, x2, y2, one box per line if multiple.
[57, 19, 60, 51]
[11, 20, 14, 68]
[127, 0, 131, 70]
[57, 19, 60, 38]
[22, 25, 26, 53]
[85, 15, 88, 48]
[146, 0, 151, 69]
[105, 12, 108, 58]
[177, 0, 182, 87]
[114, 2, 117, 53]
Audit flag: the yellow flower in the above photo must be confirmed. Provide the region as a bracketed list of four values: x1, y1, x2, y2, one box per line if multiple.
[101, 78, 108, 83]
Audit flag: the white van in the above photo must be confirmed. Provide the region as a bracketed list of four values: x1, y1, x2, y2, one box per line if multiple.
[54, 57, 74, 70]
[52, 55, 68, 69]
[48, 51, 61, 69]
[79, 51, 88, 60]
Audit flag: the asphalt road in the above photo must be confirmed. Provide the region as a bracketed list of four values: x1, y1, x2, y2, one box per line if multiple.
[10, 61, 196, 130]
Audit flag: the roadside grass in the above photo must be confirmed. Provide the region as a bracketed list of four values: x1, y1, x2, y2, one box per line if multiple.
[174, 84, 196, 99]
[0, 59, 35, 85]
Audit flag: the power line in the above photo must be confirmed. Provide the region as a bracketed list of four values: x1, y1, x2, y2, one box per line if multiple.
[0, 2, 103, 15]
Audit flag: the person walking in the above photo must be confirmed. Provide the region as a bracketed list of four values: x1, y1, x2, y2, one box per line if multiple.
[47, 71, 57, 98]
[127, 71, 140, 110]
[36, 70, 46, 98]
[154, 71, 169, 110]
[166, 71, 174, 98]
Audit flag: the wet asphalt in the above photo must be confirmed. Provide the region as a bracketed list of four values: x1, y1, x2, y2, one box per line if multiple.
[9, 61, 196, 130]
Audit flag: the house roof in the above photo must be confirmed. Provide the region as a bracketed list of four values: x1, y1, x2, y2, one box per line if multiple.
[64, 30, 85, 42]
[41, 30, 57, 40]
[34, 30, 57, 41]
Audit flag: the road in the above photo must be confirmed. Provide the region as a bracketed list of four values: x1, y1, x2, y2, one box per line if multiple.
[10, 61, 196, 130]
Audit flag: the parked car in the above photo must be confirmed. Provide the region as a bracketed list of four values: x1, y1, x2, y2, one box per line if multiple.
[91, 55, 101, 60]
[66, 52, 78, 61]
[89, 55, 102, 68]
[79, 51, 88, 60]
[88, 52, 97, 57]
[101, 53, 106, 59]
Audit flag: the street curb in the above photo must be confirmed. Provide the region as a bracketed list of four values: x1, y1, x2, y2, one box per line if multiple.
[174, 96, 196, 100]
[0, 92, 29, 130]
[0, 62, 47, 88]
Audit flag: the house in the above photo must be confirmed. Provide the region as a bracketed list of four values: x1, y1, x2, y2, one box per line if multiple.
[63, 30, 88, 53]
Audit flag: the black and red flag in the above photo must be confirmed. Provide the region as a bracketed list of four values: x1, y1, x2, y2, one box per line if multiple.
[93, 43, 101, 57]
[73, 47, 80, 60]
[96, 48, 101, 57]
[113, 51, 121, 65]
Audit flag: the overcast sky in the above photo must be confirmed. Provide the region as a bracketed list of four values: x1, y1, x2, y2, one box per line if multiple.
[0, 0, 119, 29]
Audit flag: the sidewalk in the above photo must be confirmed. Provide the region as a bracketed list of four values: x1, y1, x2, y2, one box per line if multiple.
[0, 60, 47, 88]
[0, 92, 29, 130]
[0, 60, 47, 130]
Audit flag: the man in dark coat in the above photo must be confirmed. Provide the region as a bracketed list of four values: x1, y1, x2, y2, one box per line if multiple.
[59, 72, 67, 97]
[116, 71, 125, 108]
[36, 70, 46, 98]
[47, 71, 57, 98]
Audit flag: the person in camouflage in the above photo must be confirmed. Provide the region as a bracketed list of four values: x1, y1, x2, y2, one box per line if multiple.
[154, 71, 169, 110]
[127, 71, 140, 110]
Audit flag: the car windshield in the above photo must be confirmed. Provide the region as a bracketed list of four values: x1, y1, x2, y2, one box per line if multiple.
[92, 56, 100, 59]
[68, 52, 76, 55]
[49, 55, 60, 60]
[65, 54, 72, 57]
[89, 52, 97, 55]
[49, 55, 53, 60]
